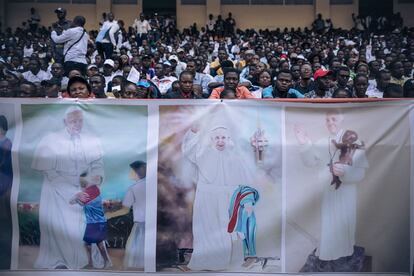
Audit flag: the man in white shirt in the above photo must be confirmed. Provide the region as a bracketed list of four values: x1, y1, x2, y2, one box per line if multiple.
[151, 62, 177, 95]
[366, 69, 391, 98]
[22, 58, 50, 84]
[132, 13, 151, 47]
[95, 13, 119, 60]
[51, 16, 89, 76]
[206, 14, 216, 36]
[23, 41, 33, 58]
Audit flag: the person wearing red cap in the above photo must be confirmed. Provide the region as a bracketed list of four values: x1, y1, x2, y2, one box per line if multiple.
[304, 69, 334, 98]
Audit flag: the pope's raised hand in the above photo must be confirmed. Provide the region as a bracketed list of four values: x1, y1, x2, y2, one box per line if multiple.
[293, 123, 311, 145]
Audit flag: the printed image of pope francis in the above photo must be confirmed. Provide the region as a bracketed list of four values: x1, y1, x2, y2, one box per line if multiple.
[31, 106, 105, 269]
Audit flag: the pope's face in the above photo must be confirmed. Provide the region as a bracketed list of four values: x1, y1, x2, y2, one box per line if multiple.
[211, 128, 229, 151]
[325, 113, 343, 135]
[65, 111, 83, 136]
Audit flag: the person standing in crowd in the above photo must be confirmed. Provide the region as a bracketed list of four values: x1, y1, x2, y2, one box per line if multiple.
[28, 7, 41, 32]
[224, 13, 236, 36]
[132, 13, 151, 47]
[51, 16, 89, 76]
[52, 8, 72, 64]
[206, 14, 216, 36]
[96, 13, 119, 60]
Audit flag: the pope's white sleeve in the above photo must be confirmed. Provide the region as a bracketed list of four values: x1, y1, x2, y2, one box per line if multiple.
[299, 142, 322, 168]
[340, 149, 368, 183]
[182, 129, 200, 164]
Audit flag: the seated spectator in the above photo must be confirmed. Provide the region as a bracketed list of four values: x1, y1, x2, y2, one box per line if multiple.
[208, 60, 251, 91]
[186, 59, 213, 98]
[22, 58, 50, 84]
[0, 79, 11, 97]
[68, 69, 83, 79]
[220, 88, 237, 99]
[136, 80, 152, 98]
[109, 75, 126, 92]
[389, 60, 409, 87]
[403, 79, 414, 97]
[304, 69, 334, 98]
[263, 70, 293, 98]
[86, 64, 99, 78]
[40, 78, 61, 98]
[366, 69, 391, 98]
[294, 63, 316, 95]
[89, 74, 108, 98]
[120, 82, 138, 99]
[151, 62, 177, 95]
[210, 48, 231, 76]
[251, 69, 273, 99]
[50, 62, 68, 90]
[353, 74, 369, 98]
[403, 60, 413, 79]
[335, 66, 353, 93]
[66, 76, 93, 98]
[102, 59, 116, 91]
[209, 68, 255, 99]
[164, 71, 201, 99]
[333, 87, 353, 98]
[384, 83, 403, 98]
[17, 81, 37, 97]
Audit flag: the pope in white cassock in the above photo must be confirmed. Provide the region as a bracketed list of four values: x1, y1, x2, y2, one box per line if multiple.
[182, 123, 262, 271]
[294, 110, 369, 262]
[32, 107, 104, 269]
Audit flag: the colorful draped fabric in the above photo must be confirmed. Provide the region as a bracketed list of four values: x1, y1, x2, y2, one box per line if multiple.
[228, 185, 259, 258]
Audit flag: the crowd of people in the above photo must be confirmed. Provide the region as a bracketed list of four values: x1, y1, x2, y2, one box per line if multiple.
[0, 7, 414, 99]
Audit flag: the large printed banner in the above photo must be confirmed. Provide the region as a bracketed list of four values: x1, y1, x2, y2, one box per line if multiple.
[0, 99, 413, 275]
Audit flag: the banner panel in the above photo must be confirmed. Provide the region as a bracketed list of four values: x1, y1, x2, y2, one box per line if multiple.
[0, 99, 411, 275]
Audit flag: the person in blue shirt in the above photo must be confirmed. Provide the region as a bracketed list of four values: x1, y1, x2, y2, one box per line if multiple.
[70, 172, 111, 269]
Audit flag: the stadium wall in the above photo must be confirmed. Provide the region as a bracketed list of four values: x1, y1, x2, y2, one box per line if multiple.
[3, 0, 414, 32]
[394, 0, 414, 28]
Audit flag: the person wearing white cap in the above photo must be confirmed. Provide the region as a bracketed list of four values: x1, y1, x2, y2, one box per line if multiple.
[169, 54, 187, 77]
[151, 62, 177, 95]
[86, 64, 99, 79]
[102, 59, 117, 92]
